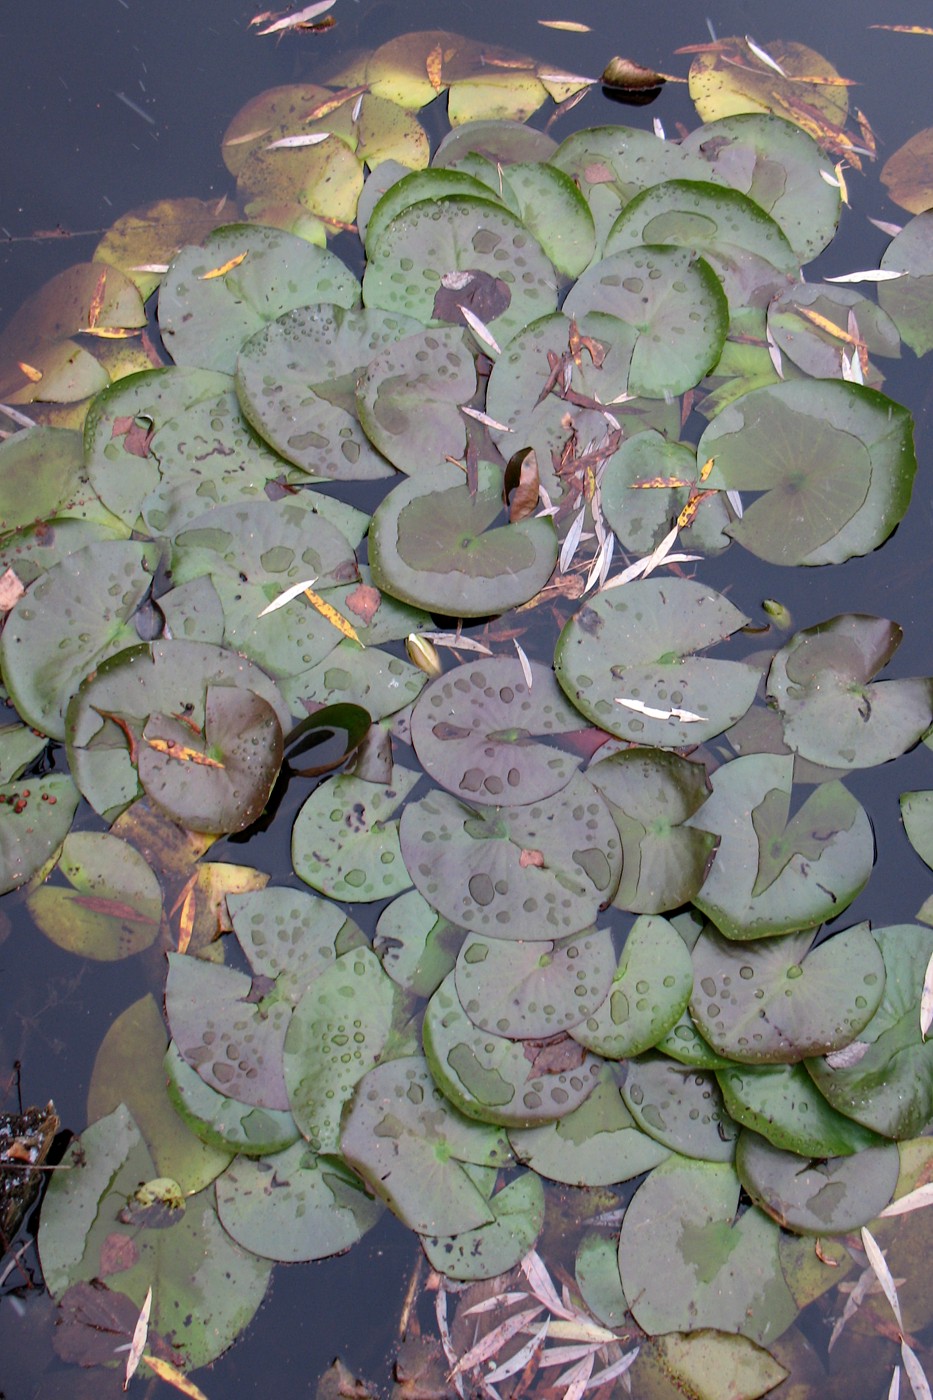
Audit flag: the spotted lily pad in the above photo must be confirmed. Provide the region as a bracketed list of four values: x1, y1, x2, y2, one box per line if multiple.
[399, 774, 622, 941]
[410, 656, 584, 805]
[363, 168, 501, 257]
[27, 831, 162, 960]
[374, 888, 467, 998]
[368, 460, 558, 617]
[356, 325, 477, 473]
[423, 972, 603, 1128]
[0, 774, 79, 896]
[767, 614, 933, 770]
[687, 754, 874, 939]
[227, 885, 366, 999]
[571, 916, 695, 1059]
[716, 1063, 884, 1157]
[689, 922, 885, 1064]
[420, 1171, 544, 1281]
[554, 577, 759, 749]
[509, 1077, 670, 1186]
[697, 379, 917, 566]
[735, 1130, 899, 1235]
[291, 768, 419, 902]
[340, 1055, 511, 1236]
[165, 1042, 300, 1159]
[619, 1054, 739, 1162]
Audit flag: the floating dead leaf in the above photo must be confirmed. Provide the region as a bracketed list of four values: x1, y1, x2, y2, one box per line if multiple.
[16, 361, 42, 383]
[253, 1, 336, 35]
[142, 736, 224, 769]
[518, 848, 545, 868]
[882, 128, 933, 213]
[0, 567, 25, 613]
[615, 696, 704, 723]
[538, 20, 591, 32]
[881, 1182, 933, 1218]
[506, 447, 541, 523]
[601, 56, 666, 91]
[258, 576, 319, 616]
[513, 639, 533, 689]
[99, 1232, 139, 1277]
[344, 583, 382, 625]
[901, 1341, 933, 1400]
[870, 24, 933, 34]
[143, 1354, 211, 1399]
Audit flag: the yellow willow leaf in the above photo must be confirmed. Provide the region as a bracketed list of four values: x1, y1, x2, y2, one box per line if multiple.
[304, 588, 361, 644]
[835, 160, 851, 205]
[143, 1354, 211, 1400]
[143, 736, 224, 769]
[16, 361, 42, 382]
[87, 269, 108, 330]
[302, 86, 367, 121]
[538, 20, 591, 31]
[198, 251, 248, 280]
[77, 326, 142, 339]
[677, 488, 716, 529]
[177, 884, 196, 956]
[793, 305, 865, 347]
[629, 475, 694, 489]
[870, 24, 933, 34]
[426, 42, 445, 91]
[699, 456, 715, 482]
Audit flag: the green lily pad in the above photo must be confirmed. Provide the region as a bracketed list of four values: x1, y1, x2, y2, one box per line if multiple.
[0, 539, 159, 741]
[368, 460, 558, 617]
[285, 640, 428, 721]
[492, 162, 596, 279]
[686, 754, 874, 939]
[696, 379, 917, 566]
[227, 885, 366, 998]
[0, 722, 47, 784]
[94, 195, 239, 300]
[716, 1063, 884, 1157]
[374, 888, 467, 998]
[340, 1055, 511, 1235]
[510, 1077, 670, 1186]
[356, 325, 477, 473]
[0, 338, 109, 406]
[27, 831, 162, 960]
[159, 575, 226, 646]
[588, 749, 715, 914]
[0, 774, 79, 896]
[901, 790, 933, 870]
[165, 1041, 300, 1159]
[66, 640, 291, 823]
[806, 924, 933, 1139]
[563, 246, 728, 398]
[364, 168, 501, 257]
[291, 767, 419, 901]
[38, 1105, 271, 1370]
[454, 925, 616, 1040]
[689, 922, 885, 1063]
[619, 1054, 739, 1162]
[571, 916, 695, 1059]
[362, 30, 490, 109]
[657, 1008, 735, 1071]
[423, 971, 603, 1128]
[879, 211, 933, 356]
[235, 304, 423, 480]
[420, 1171, 544, 1281]
[0, 427, 88, 533]
[158, 224, 360, 374]
[362, 196, 558, 344]
[283, 946, 403, 1154]
[410, 656, 584, 806]
[735, 1130, 899, 1235]
[215, 1142, 383, 1263]
[617, 1155, 797, 1346]
[399, 774, 622, 941]
[767, 614, 933, 770]
[767, 283, 900, 385]
[554, 577, 759, 749]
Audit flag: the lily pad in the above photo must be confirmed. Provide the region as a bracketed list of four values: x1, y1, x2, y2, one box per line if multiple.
[634, 1331, 789, 1400]
[420, 1172, 544, 1281]
[735, 1130, 899, 1235]
[554, 577, 759, 749]
[688, 38, 849, 136]
[368, 460, 558, 616]
[881, 128, 933, 215]
[227, 885, 366, 999]
[94, 196, 239, 300]
[575, 1233, 629, 1330]
[158, 224, 360, 374]
[374, 888, 467, 998]
[806, 924, 933, 1138]
[340, 1054, 511, 1235]
[697, 379, 917, 566]
[215, 1142, 383, 1262]
[879, 212, 933, 356]
[433, 117, 557, 168]
[767, 283, 900, 385]
[423, 971, 603, 1128]
[0, 774, 79, 896]
[571, 916, 695, 1059]
[291, 768, 419, 902]
[617, 1155, 797, 1346]
[356, 325, 477, 473]
[235, 303, 422, 480]
[491, 162, 596, 279]
[364, 168, 502, 257]
[767, 614, 933, 770]
[399, 774, 622, 940]
[410, 656, 584, 806]
[599, 429, 732, 558]
[686, 753, 874, 939]
[0, 427, 88, 533]
[901, 790, 933, 871]
[563, 246, 728, 398]
[689, 922, 885, 1064]
[619, 1054, 738, 1162]
[717, 1063, 883, 1157]
[27, 831, 162, 960]
[285, 640, 428, 721]
[510, 1076, 670, 1186]
[165, 1041, 300, 1159]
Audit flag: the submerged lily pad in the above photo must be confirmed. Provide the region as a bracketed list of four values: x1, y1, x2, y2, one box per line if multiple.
[292, 768, 419, 902]
[356, 325, 477, 473]
[509, 1076, 670, 1186]
[27, 831, 162, 960]
[571, 916, 695, 1059]
[399, 774, 622, 940]
[368, 460, 558, 616]
[735, 1130, 899, 1235]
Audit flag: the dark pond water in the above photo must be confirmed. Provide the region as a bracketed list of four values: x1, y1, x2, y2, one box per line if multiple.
[1, 0, 932, 1396]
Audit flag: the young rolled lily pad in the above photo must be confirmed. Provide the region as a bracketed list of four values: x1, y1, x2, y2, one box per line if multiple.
[563, 246, 728, 398]
[374, 888, 466, 998]
[423, 972, 603, 1128]
[215, 1141, 383, 1263]
[806, 924, 933, 1139]
[766, 614, 933, 770]
[689, 923, 885, 1064]
[454, 925, 616, 1040]
[0, 774, 79, 896]
[165, 1041, 301, 1159]
[291, 767, 419, 902]
[617, 1155, 797, 1346]
[510, 1077, 670, 1187]
[735, 1130, 899, 1235]
[554, 577, 759, 749]
[879, 212, 933, 356]
[399, 774, 622, 941]
[697, 379, 917, 566]
[571, 916, 695, 1059]
[716, 1063, 884, 1157]
[356, 325, 477, 473]
[158, 224, 360, 374]
[420, 1171, 544, 1281]
[686, 753, 873, 939]
[410, 656, 585, 806]
[27, 830, 162, 960]
[362, 195, 558, 344]
[368, 460, 558, 617]
[340, 1054, 511, 1236]
[619, 1054, 739, 1162]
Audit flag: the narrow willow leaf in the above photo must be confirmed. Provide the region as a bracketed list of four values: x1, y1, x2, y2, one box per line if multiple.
[890, 1366, 901, 1400]
[459, 305, 501, 356]
[522, 1250, 577, 1320]
[902, 1343, 933, 1400]
[452, 1306, 545, 1376]
[556, 1353, 595, 1400]
[861, 1227, 903, 1328]
[265, 133, 333, 149]
[125, 1286, 151, 1389]
[881, 1183, 933, 1217]
[588, 1350, 639, 1389]
[745, 35, 787, 73]
[254, 1, 336, 34]
[538, 20, 592, 31]
[304, 588, 361, 644]
[513, 639, 533, 689]
[559, 508, 586, 572]
[921, 947, 933, 1038]
[198, 251, 248, 279]
[825, 269, 907, 282]
[486, 1321, 550, 1383]
[143, 1354, 211, 1399]
[420, 632, 493, 655]
[462, 406, 512, 432]
[257, 577, 318, 615]
[615, 697, 703, 723]
[539, 1343, 602, 1367]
